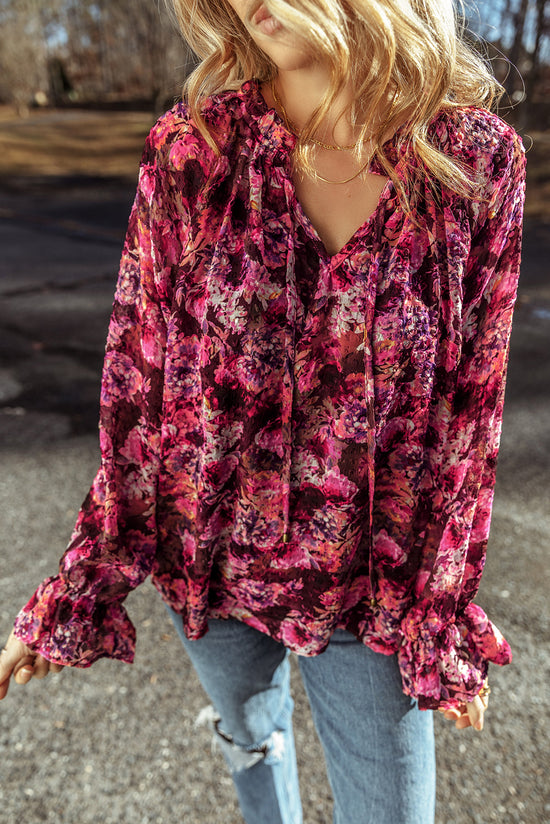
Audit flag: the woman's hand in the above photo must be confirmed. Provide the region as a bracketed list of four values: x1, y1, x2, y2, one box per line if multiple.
[437, 683, 490, 731]
[0, 629, 63, 700]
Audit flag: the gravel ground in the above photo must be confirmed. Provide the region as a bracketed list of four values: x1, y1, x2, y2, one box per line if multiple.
[0, 177, 549, 823]
[1, 430, 548, 824]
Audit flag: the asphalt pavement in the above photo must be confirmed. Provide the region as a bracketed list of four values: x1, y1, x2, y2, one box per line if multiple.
[0, 174, 549, 824]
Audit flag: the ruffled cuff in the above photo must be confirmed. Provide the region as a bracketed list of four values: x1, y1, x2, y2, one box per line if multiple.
[12, 575, 136, 668]
[397, 602, 512, 710]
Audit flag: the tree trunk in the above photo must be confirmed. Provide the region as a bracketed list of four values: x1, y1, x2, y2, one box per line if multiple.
[522, 0, 549, 128]
[506, 0, 531, 98]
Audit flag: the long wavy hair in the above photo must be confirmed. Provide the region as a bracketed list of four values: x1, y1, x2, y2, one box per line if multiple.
[168, 0, 504, 206]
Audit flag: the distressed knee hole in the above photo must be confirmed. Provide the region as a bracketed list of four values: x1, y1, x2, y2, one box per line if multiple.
[195, 704, 286, 773]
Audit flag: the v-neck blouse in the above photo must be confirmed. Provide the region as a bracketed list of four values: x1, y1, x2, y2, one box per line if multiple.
[13, 79, 526, 710]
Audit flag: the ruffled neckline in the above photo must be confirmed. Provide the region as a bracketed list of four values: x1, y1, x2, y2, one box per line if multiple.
[239, 77, 404, 171]
[239, 78, 297, 155]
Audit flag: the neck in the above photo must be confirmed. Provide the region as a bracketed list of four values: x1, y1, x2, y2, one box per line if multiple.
[268, 64, 363, 147]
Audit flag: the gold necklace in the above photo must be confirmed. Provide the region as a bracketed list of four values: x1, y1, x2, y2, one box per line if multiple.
[310, 160, 372, 186]
[270, 78, 372, 184]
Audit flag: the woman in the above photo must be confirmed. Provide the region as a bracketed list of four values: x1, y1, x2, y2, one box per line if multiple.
[0, 1, 526, 822]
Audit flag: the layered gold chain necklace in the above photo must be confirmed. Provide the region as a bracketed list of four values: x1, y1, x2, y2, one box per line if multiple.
[270, 77, 373, 185]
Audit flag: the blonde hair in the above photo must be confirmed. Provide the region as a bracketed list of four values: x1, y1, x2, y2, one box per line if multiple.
[169, 0, 503, 206]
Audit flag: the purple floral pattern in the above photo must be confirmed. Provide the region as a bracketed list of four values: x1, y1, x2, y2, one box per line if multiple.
[13, 79, 526, 709]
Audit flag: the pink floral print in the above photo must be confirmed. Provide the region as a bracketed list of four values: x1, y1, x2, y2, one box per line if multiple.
[13, 79, 526, 710]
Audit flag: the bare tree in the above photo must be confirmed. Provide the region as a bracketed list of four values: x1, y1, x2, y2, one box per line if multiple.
[0, 0, 51, 113]
[525, 0, 550, 98]
[2, 0, 545, 119]
[469, 0, 549, 126]
[506, 0, 531, 97]
[0, 0, 189, 110]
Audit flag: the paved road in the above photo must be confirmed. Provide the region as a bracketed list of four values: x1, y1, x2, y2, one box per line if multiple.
[0, 176, 548, 824]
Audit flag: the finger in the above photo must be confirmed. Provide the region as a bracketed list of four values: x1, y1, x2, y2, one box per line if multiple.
[466, 695, 485, 731]
[0, 647, 10, 678]
[0, 643, 15, 700]
[0, 639, 17, 683]
[0, 632, 40, 698]
[32, 655, 51, 680]
[480, 691, 490, 709]
[1, 637, 30, 687]
[455, 714, 473, 730]
[50, 663, 64, 674]
[13, 657, 36, 685]
[0, 675, 9, 700]
[437, 703, 464, 721]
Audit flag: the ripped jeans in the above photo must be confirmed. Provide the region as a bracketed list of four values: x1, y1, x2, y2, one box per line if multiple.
[167, 612, 436, 824]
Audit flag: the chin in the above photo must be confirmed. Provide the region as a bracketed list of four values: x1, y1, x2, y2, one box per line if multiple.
[256, 36, 315, 72]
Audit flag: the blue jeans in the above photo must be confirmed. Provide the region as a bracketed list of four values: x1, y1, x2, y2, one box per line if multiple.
[167, 611, 435, 824]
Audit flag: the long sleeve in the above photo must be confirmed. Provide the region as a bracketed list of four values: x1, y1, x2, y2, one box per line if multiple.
[9, 87, 529, 682]
[397, 126, 527, 709]
[12, 142, 171, 667]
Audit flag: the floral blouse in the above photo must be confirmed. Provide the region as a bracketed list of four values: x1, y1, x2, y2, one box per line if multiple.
[13, 79, 526, 710]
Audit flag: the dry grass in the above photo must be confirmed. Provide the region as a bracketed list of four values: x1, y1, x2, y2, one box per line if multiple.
[0, 105, 548, 220]
[0, 106, 156, 180]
